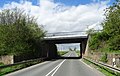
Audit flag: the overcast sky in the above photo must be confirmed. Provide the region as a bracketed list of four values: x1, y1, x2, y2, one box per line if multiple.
[0, 0, 115, 33]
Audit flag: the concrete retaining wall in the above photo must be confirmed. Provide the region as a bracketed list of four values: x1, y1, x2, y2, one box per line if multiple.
[0, 55, 14, 64]
[85, 52, 120, 68]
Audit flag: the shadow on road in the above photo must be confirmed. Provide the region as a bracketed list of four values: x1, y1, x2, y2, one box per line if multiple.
[45, 56, 82, 61]
[55, 56, 82, 59]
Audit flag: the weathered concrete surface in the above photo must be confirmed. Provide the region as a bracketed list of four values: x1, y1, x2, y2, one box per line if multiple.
[0, 55, 14, 64]
[43, 35, 88, 58]
[40, 42, 58, 59]
[2, 35, 88, 64]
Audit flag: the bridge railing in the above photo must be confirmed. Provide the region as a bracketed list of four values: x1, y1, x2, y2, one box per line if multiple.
[45, 31, 88, 37]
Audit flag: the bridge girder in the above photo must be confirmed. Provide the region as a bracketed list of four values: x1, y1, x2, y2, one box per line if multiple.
[41, 35, 88, 58]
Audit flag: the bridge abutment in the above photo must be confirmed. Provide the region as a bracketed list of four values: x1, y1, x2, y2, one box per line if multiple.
[47, 43, 58, 58]
[41, 42, 58, 59]
[43, 34, 88, 59]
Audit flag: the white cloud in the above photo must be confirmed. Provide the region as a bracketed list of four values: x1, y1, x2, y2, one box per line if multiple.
[0, 0, 108, 33]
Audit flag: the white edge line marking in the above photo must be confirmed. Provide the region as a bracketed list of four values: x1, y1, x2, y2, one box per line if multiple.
[6, 61, 50, 76]
[80, 59, 93, 69]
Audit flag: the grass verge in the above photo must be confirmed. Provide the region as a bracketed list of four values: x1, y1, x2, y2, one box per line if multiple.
[0, 62, 4, 66]
[83, 58, 120, 76]
[57, 51, 68, 56]
[75, 51, 80, 56]
[0, 59, 44, 76]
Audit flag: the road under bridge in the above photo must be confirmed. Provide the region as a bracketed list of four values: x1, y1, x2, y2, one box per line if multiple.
[42, 31, 88, 59]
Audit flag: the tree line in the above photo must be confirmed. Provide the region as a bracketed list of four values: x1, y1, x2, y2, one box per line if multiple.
[89, 0, 120, 53]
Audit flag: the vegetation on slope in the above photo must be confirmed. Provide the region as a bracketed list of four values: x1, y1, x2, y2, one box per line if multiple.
[89, 0, 120, 53]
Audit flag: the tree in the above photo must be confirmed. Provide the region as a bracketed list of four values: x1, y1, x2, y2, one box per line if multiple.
[102, 0, 120, 50]
[89, 0, 120, 52]
[0, 8, 45, 56]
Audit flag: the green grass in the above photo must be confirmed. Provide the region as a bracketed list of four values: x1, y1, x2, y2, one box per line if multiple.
[90, 50, 120, 54]
[0, 60, 43, 76]
[0, 62, 4, 66]
[83, 59, 120, 76]
[57, 51, 68, 56]
[75, 51, 80, 56]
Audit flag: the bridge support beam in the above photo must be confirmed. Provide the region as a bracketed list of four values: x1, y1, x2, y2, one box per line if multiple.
[41, 42, 58, 59]
[48, 43, 58, 58]
[80, 43, 82, 58]
[82, 40, 87, 54]
[80, 39, 87, 58]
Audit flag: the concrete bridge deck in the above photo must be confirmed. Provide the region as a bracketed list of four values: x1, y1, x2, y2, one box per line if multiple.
[44, 34, 88, 40]
[42, 32, 88, 58]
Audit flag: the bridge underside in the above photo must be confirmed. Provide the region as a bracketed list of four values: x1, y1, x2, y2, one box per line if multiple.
[41, 36, 88, 59]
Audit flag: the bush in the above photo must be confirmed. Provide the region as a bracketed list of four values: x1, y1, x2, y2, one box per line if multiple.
[88, 1, 120, 53]
[100, 53, 108, 63]
[0, 8, 45, 56]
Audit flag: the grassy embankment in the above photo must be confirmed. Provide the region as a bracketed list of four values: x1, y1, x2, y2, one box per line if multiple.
[57, 51, 68, 56]
[75, 50, 80, 56]
[83, 59, 120, 76]
[0, 59, 44, 76]
[0, 62, 4, 66]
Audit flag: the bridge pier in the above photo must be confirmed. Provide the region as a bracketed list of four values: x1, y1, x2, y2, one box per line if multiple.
[43, 33, 88, 59]
[81, 40, 87, 54]
[80, 39, 87, 58]
[41, 42, 58, 59]
[47, 43, 57, 58]
[80, 43, 82, 58]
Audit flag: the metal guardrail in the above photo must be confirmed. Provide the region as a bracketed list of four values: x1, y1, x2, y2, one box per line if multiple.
[0, 57, 47, 69]
[83, 57, 120, 73]
[98, 61, 120, 72]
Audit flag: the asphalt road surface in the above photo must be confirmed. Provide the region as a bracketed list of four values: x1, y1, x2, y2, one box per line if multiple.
[6, 51, 105, 76]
